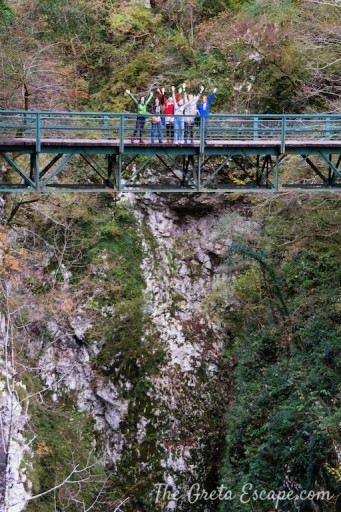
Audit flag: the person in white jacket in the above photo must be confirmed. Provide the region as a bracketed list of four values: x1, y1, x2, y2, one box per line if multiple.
[171, 86, 197, 144]
[183, 83, 204, 144]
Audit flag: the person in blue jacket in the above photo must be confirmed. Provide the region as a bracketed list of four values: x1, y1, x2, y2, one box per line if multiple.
[197, 87, 217, 143]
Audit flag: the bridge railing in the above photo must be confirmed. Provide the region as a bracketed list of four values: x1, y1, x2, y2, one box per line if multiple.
[0, 111, 341, 148]
[204, 115, 283, 141]
[38, 113, 121, 140]
[284, 116, 341, 140]
[0, 112, 37, 139]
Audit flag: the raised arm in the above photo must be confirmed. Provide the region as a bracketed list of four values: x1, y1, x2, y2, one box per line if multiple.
[194, 85, 205, 104]
[171, 86, 178, 108]
[145, 92, 154, 106]
[183, 99, 192, 110]
[207, 87, 217, 106]
[175, 91, 181, 102]
[125, 89, 138, 106]
[183, 82, 188, 104]
[158, 87, 165, 105]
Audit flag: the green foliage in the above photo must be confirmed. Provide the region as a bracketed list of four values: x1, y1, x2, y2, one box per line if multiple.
[109, 4, 162, 37]
[27, 400, 106, 511]
[246, 0, 296, 18]
[34, 0, 95, 41]
[2, 0, 340, 112]
[229, 267, 264, 328]
[74, 201, 146, 379]
[199, 0, 251, 14]
[219, 196, 341, 511]
[88, 3, 174, 110]
[0, 0, 12, 24]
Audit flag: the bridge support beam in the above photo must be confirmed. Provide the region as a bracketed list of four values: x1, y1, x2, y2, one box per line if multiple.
[34, 152, 40, 191]
[200, 152, 279, 191]
[282, 149, 341, 188]
[0, 142, 340, 193]
[117, 151, 199, 192]
[0, 153, 34, 191]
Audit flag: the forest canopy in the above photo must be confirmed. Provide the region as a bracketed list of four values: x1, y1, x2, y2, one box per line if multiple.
[0, 0, 340, 113]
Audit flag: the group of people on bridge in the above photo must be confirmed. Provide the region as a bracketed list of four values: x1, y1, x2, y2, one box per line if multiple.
[125, 82, 217, 144]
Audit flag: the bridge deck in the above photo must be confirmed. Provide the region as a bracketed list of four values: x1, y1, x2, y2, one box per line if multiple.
[1, 138, 341, 149]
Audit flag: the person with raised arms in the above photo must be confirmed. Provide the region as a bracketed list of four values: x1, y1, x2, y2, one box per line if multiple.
[150, 95, 163, 144]
[171, 85, 197, 144]
[197, 87, 217, 143]
[125, 89, 153, 143]
[183, 82, 204, 144]
[158, 87, 181, 143]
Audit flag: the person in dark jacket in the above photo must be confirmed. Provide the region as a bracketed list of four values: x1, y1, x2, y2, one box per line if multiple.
[126, 89, 153, 143]
[197, 87, 217, 143]
[150, 97, 163, 143]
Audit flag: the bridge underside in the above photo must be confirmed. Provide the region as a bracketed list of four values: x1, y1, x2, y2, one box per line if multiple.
[0, 140, 340, 193]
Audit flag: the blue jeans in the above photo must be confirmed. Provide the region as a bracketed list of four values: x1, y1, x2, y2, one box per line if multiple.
[174, 117, 184, 142]
[201, 116, 209, 141]
[151, 121, 162, 142]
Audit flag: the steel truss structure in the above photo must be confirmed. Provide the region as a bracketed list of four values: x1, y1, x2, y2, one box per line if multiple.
[0, 111, 340, 192]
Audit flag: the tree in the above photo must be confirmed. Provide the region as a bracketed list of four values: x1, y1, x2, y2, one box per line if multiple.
[0, 0, 88, 110]
[0, 0, 12, 25]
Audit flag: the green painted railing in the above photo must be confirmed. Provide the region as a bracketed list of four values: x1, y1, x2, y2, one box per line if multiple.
[0, 111, 340, 152]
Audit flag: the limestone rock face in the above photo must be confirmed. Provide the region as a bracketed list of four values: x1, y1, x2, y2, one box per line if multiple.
[38, 318, 129, 464]
[132, 193, 259, 507]
[2, 191, 259, 511]
[0, 315, 31, 512]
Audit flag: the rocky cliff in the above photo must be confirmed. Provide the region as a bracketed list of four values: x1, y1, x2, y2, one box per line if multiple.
[0, 192, 259, 511]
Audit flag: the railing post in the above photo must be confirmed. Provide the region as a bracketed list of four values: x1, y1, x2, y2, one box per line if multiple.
[117, 155, 122, 191]
[103, 114, 109, 140]
[25, 112, 32, 138]
[197, 154, 201, 191]
[325, 116, 331, 140]
[199, 116, 204, 154]
[197, 116, 205, 191]
[36, 113, 41, 153]
[253, 116, 259, 139]
[281, 116, 286, 154]
[35, 112, 41, 191]
[118, 114, 124, 192]
[120, 114, 124, 154]
[274, 154, 279, 191]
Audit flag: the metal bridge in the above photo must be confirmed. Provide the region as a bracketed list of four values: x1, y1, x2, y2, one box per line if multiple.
[0, 110, 340, 193]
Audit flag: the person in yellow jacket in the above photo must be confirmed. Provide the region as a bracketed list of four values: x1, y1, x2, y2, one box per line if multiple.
[126, 89, 153, 143]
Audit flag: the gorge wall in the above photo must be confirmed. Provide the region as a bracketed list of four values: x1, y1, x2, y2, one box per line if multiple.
[0, 192, 258, 511]
[1, 191, 340, 512]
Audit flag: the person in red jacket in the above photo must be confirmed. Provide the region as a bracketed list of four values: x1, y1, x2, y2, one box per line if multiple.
[157, 87, 181, 143]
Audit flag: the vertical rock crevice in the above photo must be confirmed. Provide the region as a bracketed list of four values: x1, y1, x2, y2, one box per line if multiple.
[134, 193, 259, 509]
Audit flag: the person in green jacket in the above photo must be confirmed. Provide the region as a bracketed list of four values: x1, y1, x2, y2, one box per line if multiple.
[125, 89, 153, 143]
